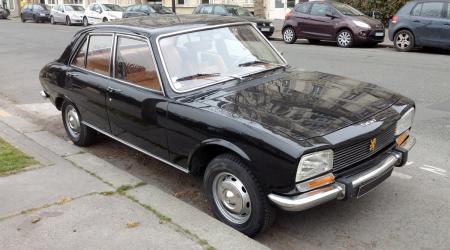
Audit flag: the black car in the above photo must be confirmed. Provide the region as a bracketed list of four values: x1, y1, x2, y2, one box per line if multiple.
[39, 15, 416, 236]
[388, 0, 450, 51]
[0, 6, 10, 19]
[123, 4, 173, 18]
[21, 4, 51, 23]
[192, 4, 274, 37]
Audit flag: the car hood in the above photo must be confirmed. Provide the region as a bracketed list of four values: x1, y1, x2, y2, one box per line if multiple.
[236, 15, 270, 23]
[199, 70, 400, 141]
[350, 15, 384, 29]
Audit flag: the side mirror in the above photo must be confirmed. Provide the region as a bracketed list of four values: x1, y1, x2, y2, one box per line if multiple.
[326, 11, 337, 18]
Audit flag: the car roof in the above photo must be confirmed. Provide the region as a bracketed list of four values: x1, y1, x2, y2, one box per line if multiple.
[95, 15, 250, 37]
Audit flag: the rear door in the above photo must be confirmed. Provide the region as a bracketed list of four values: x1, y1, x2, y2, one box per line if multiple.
[304, 2, 335, 40]
[292, 3, 312, 38]
[106, 34, 170, 159]
[67, 33, 113, 132]
[410, 1, 445, 46]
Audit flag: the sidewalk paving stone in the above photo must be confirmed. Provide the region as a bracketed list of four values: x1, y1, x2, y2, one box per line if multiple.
[25, 131, 83, 157]
[0, 194, 203, 250]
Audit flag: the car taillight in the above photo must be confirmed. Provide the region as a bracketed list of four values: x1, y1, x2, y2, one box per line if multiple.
[285, 11, 293, 19]
[391, 15, 398, 23]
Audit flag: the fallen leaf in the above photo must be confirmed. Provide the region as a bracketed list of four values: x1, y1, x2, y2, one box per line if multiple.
[57, 196, 72, 205]
[31, 218, 41, 224]
[127, 221, 140, 228]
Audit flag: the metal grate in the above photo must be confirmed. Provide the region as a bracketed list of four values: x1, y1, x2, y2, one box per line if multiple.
[333, 126, 396, 172]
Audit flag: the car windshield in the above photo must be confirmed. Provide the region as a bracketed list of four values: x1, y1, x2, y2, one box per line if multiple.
[65, 5, 84, 11]
[151, 5, 173, 14]
[226, 6, 252, 16]
[158, 24, 285, 93]
[36, 5, 50, 11]
[332, 2, 364, 16]
[103, 4, 123, 11]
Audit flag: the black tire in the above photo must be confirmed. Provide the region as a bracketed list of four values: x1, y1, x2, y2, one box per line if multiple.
[394, 30, 415, 52]
[83, 17, 88, 26]
[61, 101, 96, 146]
[21, 14, 25, 22]
[66, 16, 71, 26]
[204, 153, 276, 236]
[33, 14, 38, 23]
[336, 29, 354, 48]
[282, 27, 297, 44]
[50, 16, 55, 25]
[308, 39, 320, 45]
[102, 17, 108, 22]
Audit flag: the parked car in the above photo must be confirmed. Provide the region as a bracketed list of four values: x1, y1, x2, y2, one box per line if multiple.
[20, 4, 51, 23]
[192, 4, 274, 37]
[388, 0, 450, 52]
[0, 6, 10, 19]
[123, 4, 173, 18]
[50, 4, 85, 26]
[39, 15, 415, 236]
[83, 3, 123, 26]
[283, 1, 385, 47]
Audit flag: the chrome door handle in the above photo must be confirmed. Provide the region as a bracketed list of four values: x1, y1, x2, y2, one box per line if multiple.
[107, 87, 122, 93]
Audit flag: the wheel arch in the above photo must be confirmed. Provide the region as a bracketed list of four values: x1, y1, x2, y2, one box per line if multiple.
[335, 27, 353, 40]
[188, 138, 251, 176]
[394, 27, 415, 41]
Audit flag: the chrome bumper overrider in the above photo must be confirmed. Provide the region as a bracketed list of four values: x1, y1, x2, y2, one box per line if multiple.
[268, 136, 416, 212]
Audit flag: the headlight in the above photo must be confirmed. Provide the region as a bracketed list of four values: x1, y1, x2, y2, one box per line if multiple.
[352, 20, 370, 29]
[269, 22, 274, 27]
[39, 13, 46, 16]
[295, 149, 333, 182]
[395, 108, 415, 135]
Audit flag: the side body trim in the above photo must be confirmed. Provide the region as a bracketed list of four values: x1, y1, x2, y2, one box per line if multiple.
[82, 121, 189, 174]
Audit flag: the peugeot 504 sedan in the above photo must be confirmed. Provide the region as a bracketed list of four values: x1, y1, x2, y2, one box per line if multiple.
[39, 15, 415, 236]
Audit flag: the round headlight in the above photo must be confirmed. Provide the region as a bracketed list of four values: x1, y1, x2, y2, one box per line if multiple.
[395, 107, 415, 135]
[295, 149, 333, 182]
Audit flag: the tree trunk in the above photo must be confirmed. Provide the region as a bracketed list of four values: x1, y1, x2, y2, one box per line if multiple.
[253, 0, 265, 18]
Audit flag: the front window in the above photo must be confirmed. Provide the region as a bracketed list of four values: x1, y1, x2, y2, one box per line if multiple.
[102, 4, 123, 11]
[158, 24, 285, 93]
[225, 6, 252, 16]
[332, 2, 364, 16]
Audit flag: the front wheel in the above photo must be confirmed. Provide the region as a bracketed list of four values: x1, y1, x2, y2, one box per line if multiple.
[336, 29, 354, 48]
[282, 27, 297, 44]
[66, 16, 71, 26]
[204, 153, 276, 236]
[394, 30, 415, 52]
[62, 101, 96, 146]
[21, 14, 25, 22]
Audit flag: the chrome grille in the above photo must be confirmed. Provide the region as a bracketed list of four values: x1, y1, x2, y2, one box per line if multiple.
[333, 126, 395, 172]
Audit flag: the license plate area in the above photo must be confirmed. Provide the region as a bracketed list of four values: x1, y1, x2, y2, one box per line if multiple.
[261, 27, 270, 32]
[356, 167, 393, 198]
[375, 32, 384, 37]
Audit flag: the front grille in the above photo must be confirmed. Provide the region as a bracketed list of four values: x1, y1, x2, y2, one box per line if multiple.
[333, 126, 395, 172]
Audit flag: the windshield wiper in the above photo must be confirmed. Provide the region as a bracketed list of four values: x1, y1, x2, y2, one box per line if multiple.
[175, 73, 221, 82]
[238, 60, 272, 67]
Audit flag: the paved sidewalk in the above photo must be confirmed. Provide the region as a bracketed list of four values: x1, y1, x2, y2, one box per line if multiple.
[271, 19, 393, 48]
[0, 98, 267, 250]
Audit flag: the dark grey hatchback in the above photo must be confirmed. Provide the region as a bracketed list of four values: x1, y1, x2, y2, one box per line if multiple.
[388, 0, 450, 51]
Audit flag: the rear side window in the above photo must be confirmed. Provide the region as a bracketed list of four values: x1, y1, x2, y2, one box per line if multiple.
[412, 2, 444, 17]
[310, 3, 330, 16]
[86, 35, 113, 76]
[72, 39, 88, 68]
[114, 36, 161, 91]
[295, 3, 310, 13]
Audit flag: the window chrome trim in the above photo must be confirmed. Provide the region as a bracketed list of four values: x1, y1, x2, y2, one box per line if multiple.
[112, 33, 165, 95]
[155, 22, 288, 94]
[82, 121, 189, 174]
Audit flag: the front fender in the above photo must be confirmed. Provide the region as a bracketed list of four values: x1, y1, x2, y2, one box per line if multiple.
[188, 138, 251, 164]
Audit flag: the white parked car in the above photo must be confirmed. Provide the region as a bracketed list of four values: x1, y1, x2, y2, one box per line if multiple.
[50, 4, 85, 26]
[83, 3, 123, 26]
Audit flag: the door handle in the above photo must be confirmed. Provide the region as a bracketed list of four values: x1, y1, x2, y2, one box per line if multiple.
[107, 87, 122, 93]
[412, 20, 420, 23]
[445, 23, 450, 26]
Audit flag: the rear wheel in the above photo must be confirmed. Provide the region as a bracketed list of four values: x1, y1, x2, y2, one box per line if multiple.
[65, 16, 71, 26]
[204, 153, 276, 236]
[394, 30, 414, 52]
[336, 29, 354, 48]
[282, 27, 297, 44]
[62, 101, 96, 146]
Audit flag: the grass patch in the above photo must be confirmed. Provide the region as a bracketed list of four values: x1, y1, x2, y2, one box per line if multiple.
[0, 138, 37, 174]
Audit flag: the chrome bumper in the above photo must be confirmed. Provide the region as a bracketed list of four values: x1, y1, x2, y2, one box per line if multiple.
[268, 136, 416, 212]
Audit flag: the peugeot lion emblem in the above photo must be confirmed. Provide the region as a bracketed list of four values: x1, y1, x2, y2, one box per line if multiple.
[369, 138, 377, 152]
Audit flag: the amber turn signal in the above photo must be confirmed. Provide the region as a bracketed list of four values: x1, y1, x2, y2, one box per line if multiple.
[296, 173, 335, 192]
[396, 130, 409, 146]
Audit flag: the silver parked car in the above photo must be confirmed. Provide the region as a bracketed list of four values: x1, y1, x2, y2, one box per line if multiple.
[50, 4, 85, 25]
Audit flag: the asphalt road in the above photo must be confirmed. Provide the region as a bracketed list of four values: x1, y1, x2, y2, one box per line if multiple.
[1, 19, 449, 250]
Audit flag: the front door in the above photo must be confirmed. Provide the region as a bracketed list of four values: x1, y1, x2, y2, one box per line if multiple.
[303, 2, 335, 40]
[67, 34, 113, 132]
[106, 35, 169, 159]
[410, 1, 445, 46]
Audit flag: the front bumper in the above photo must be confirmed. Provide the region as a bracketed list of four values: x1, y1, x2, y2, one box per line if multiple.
[258, 26, 274, 37]
[268, 136, 415, 212]
[354, 29, 385, 43]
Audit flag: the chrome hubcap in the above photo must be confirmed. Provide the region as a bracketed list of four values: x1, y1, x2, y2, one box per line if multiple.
[338, 31, 351, 47]
[212, 172, 251, 224]
[284, 29, 294, 42]
[65, 105, 80, 138]
[396, 33, 410, 49]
